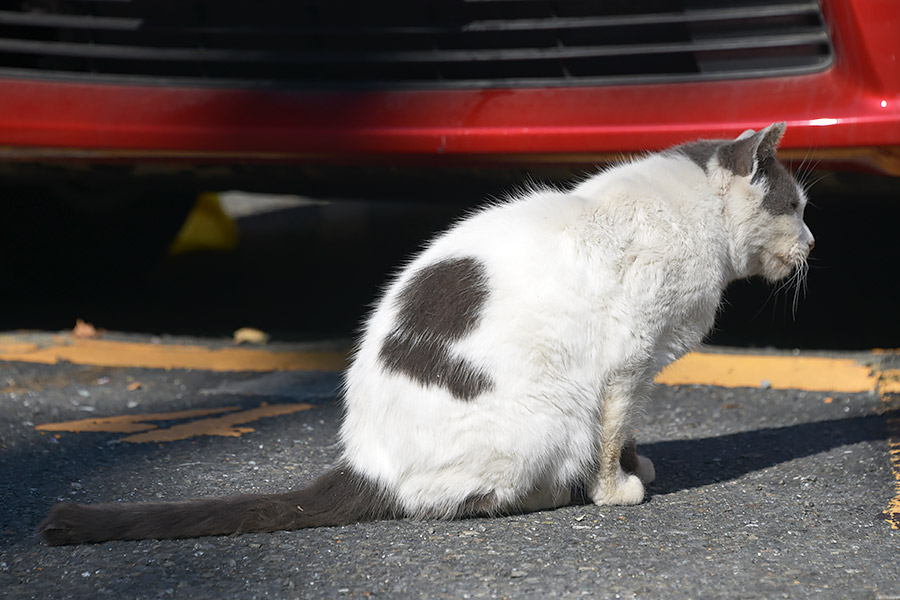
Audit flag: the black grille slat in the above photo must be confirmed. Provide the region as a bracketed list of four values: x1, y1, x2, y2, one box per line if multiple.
[0, 30, 831, 64]
[0, 10, 139, 30]
[0, 3, 822, 35]
[464, 4, 823, 31]
[0, 0, 834, 89]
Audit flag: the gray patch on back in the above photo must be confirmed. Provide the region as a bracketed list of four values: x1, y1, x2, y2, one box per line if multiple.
[378, 257, 494, 401]
[753, 156, 799, 216]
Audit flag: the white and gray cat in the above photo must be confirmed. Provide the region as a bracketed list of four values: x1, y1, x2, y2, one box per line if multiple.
[40, 122, 814, 544]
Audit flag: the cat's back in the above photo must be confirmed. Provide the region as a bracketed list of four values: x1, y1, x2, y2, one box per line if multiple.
[368, 187, 593, 329]
[426, 186, 587, 262]
[356, 157, 721, 374]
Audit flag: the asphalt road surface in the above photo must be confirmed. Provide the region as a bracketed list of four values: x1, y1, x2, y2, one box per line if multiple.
[1, 186, 899, 599]
[0, 337, 897, 599]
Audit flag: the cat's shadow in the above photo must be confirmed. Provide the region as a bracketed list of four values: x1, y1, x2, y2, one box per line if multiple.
[566, 412, 891, 505]
[9, 406, 892, 537]
[640, 411, 891, 497]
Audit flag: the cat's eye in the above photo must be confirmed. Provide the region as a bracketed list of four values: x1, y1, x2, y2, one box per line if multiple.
[790, 201, 800, 211]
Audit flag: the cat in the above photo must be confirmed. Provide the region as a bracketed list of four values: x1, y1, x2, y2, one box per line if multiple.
[39, 122, 814, 545]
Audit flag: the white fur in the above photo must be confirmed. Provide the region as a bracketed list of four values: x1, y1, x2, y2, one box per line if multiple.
[339, 125, 813, 518]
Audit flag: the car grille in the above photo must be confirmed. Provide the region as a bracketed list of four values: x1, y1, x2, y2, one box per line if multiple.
[0, 0, 834, 89]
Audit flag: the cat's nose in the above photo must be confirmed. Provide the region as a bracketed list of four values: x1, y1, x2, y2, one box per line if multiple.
[802, 224, 815, 253]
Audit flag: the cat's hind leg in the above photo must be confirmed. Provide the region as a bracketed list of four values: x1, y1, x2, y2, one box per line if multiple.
[588, 376, 648, 506]
[458, 485, 570, 517]
[519, 486, 572, 512]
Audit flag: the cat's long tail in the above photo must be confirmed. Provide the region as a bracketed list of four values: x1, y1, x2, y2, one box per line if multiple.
[38, 466, 393, 545]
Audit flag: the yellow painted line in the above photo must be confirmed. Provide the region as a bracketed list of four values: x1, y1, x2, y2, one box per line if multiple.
[36, 403, 314, 443]
[0, 337, 348, 372]
[885, 435, 900, 530]
[36, 406, 240, 434]
[878, 369, 900, 395]
[878, 367, 900, 530]
[655, 353, 877, 393]
[119, 403, 314, 443]
[1, 336, 880, 393]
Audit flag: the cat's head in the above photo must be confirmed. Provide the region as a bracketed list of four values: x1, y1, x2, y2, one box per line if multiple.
[675, 122, 815, 284]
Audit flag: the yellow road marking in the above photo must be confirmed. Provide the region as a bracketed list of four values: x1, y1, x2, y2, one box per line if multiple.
[0, 337, 348, 372]
[0, 336, 881, 392]
[119, 403, 314, 443]
[36, 406, 240, 434]
[878, 369, 900, 529]
[36, 403, 314, 443]
[878, 369, 900, 395]
[654, 353, 877, 393]
[886, 435, 900, 530]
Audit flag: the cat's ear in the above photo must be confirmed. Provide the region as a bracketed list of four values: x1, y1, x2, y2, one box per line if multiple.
[753, 122, 786, 162]
[718, 122, 786, 178]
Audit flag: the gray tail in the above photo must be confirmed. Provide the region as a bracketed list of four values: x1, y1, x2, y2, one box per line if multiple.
[38, 467, 393, 546]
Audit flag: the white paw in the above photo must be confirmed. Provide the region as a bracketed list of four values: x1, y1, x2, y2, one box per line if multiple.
[635, 455, 655, 485]
[589, 472, 645, 506]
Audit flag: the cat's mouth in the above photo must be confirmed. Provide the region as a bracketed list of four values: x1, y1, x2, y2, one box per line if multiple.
[763, 248, 809, 315]
[762, 249, 804, 283]
[764, 252, 792, 277]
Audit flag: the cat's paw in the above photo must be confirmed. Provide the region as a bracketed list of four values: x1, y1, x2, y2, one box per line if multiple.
[635, 454, 655, 485]
[589, 472, 645, 506]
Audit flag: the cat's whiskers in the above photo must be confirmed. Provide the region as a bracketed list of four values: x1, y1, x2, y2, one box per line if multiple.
[786, 256, 810, 318]
[793, 149, 823, 193]
[766, 251, 809, 320]
[791, 147, 813, 180]
[806, 256, 828, 271]
[800, 171, 829, 193]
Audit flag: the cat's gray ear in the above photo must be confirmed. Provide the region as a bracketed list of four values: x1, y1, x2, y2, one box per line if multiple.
[755, 122, 786, 161]
[718, 122, 786, 177]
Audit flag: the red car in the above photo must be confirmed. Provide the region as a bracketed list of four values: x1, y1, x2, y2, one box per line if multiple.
[2, 0, 898, 176]
[0, 0, 897, 273]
